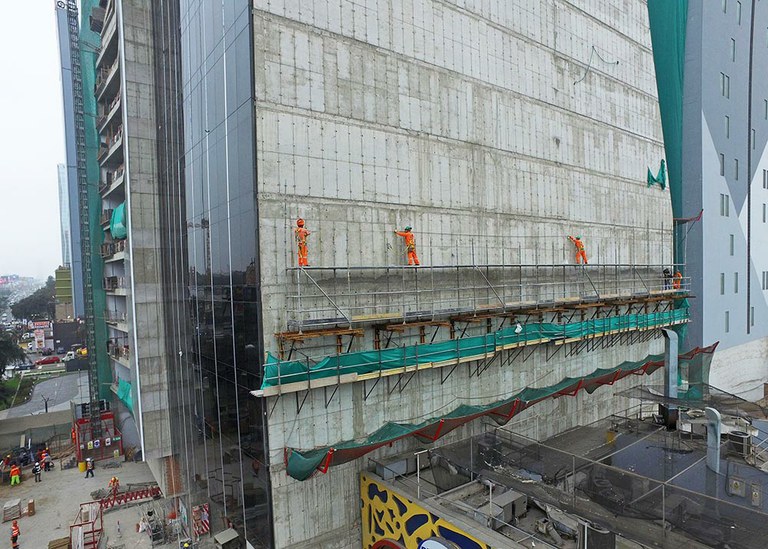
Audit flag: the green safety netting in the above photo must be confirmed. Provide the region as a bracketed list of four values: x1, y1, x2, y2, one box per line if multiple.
[647, 159, 667, 189]
[110, 203, 127, 240]
[117, 378, 133, 413]
[284, 344, 716, 481]
[647, 0, 688, 266]
[263, 308, 690, 388]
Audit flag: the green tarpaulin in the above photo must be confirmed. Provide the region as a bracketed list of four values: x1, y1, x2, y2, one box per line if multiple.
[110, 202, 127, 240]
[117, 378, 132, 412]
[647, 159, 667, 189]
[263, 308, 689, 388]
[283, 344, 715, 481]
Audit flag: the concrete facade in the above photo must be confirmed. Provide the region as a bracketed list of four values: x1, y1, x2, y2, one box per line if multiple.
[94, 0, 173, 478]
[681, 1, 768, 400]
[251, 1, 670, 547]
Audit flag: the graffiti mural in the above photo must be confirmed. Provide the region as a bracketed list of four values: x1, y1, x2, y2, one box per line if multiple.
[361, 473, 491, 549]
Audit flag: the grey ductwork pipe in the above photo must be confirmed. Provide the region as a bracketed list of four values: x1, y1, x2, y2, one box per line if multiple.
[705, 407, 722, 474]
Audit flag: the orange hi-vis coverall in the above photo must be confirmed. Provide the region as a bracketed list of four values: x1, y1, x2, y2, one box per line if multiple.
[568, 236, 588, 264]
[294, 226, 310, 266]
[673, 271, 682, 290]
[394, 230, 420, 265]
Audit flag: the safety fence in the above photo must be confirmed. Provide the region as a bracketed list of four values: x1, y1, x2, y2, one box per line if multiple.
[286, 263, 689, 330]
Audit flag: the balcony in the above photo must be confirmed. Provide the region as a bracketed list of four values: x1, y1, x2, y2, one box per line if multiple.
[100, 239, 126, 260]
[100, 165, 125, 199]
[100, 209, 114, 226]
[99, 125, 123, 167]
[104, 309, 127, 324]
[95, 61, 119, 102]
[96, 94, 121, 133]
[102, 276, 126, 292]
[95, 11, 118, 70]
[107, 341, 130, 365]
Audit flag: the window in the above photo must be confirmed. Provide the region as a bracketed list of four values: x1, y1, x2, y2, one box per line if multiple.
[764, 99, 767, 119]
[720, 153, 726, 176]
[735, 158, 739, 179]
[731, 38, 736, 61]
[725, 310, 730, 333]
[737, 1, 742, 24]
[730, 234, 735, 255]
[726, 115, 731, 138]
[721, 73, 731, 97]
[763, 203, 766, 222]
[734, 272, 739, 293]
[751, 306, 755, 327]
[723, 0, 728, 12]
[721, 193, 730, 216]
[763, 169, 768, 188]
[721, 273, 726, 295]
[763, 271, 768, 290]
[753, 129, 757, 149]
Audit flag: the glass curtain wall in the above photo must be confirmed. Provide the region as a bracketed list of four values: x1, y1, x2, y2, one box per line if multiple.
[162, 0, 271, 546]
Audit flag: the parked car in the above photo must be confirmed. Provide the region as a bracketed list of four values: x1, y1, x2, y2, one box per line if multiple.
[62, 351, 76, 362]
[41, 348, 53, 356]
[35, 356, 60, 366]
[56, 346, 65, 354]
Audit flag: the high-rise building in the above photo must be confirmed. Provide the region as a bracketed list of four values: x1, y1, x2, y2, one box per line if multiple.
[650, 1, 768, 400]
[57, 163, 72, 269]
[55, 5, 85, 318]
[77, 1, 723, 548]
[90, 0, 174, 481]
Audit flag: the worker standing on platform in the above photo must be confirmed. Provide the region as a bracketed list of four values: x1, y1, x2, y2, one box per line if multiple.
[394, 226, 420, 266]
[568, 235, 588, 265]
[9, 463, 20, 486]
[9, 520, 19, 549]
[673, 270, 683, 290]
[294, 218, 311, 267]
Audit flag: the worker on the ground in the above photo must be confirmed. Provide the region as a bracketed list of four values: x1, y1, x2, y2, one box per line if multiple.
[9, 463, 20, 486]
[294, 218, 310, 267]
[9, 520, 19, 549]
[568, 235, 588, 264]
[85, 457, 95, 479]
[2, 455, 10, 470]
[673, 270, 683, 290]
[32, 461, 41, 483]
[41, 448, 49, 472]
[43, 448, 52, 472]
[109, 476, 120, 491]
[394, 226, 420, 266]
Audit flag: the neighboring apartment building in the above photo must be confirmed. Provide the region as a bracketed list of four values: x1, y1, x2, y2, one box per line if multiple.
[671, 1, 768, 399]
[90, 0, 174, 481]
[82, 1, 688, 548]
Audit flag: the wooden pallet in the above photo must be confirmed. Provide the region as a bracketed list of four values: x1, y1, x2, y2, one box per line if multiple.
[2, 499, 21, 522]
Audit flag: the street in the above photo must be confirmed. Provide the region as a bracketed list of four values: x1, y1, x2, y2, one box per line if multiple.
[0, 371, 87, 419]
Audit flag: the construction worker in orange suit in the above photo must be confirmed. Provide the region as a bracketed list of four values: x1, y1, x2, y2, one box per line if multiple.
[294, 218, 310, 267]
[673, 270, 683, 290]
[9, 464, 20, 486]
[9, 520, 19, 549]
[394, 226, 420, 265]
[568, 235, 588, 265]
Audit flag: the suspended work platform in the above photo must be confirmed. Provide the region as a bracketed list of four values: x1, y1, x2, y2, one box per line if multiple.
[257, 263, 691, 402]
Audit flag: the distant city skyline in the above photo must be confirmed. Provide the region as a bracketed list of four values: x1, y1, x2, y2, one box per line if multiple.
[0, 3, 66, 280]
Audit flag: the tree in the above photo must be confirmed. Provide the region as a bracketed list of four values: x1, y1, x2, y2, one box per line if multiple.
[0, 333, 23, 369]
[10, 277, 56, 320]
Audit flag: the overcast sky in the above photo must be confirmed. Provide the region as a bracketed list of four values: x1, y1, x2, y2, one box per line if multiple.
[0, 1, 66, 280]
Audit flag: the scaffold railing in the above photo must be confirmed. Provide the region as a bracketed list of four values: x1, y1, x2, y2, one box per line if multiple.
[286, 263, 689, 331]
